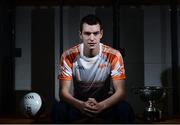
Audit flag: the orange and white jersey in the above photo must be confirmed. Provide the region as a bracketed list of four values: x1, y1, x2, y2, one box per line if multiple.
[58, 43, 126, 101]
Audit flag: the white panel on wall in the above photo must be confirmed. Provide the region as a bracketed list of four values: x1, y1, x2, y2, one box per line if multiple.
[54, 6, 60, 101]
[15, 7, 32, 90]
[160, 6, 172, 65]
[144, 6, 161, 64]
[144, 6, 171, 86]
[144, 64, 162, 86]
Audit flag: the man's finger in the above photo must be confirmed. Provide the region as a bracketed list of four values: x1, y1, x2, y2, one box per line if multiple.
[84, 104, 96, 111]
[84, 108, 98, 114]
[88, 98, 97, 104]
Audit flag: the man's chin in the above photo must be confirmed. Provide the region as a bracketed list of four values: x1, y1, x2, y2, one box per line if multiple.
[85, 43, 99, 50]
[90, 46, 96, 49]
[88, 45, 98, 50]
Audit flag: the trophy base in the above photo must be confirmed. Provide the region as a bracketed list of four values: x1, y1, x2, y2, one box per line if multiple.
[144, 110, 162, 121]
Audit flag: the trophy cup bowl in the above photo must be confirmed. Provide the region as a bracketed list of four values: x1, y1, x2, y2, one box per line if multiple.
[138, 86, 166, 102]
[133, 86, 166, 121]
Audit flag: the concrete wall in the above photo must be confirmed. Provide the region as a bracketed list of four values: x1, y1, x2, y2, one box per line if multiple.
[15, 7, 32, 90]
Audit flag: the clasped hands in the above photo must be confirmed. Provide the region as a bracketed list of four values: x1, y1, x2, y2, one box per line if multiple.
[81, 98, 105, 117]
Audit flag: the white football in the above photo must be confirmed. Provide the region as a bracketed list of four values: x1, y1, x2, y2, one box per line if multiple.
[20, 92, 43, 118]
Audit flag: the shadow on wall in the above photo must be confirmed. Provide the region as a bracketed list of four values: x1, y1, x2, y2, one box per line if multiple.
[161, 68, 172, 88]
[160, 67, 176, 117]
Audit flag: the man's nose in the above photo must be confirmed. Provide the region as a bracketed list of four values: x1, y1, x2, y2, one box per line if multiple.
[89, 34, 95, 40]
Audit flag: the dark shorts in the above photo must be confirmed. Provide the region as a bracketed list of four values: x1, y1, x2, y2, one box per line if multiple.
[51, 100, 135, 123]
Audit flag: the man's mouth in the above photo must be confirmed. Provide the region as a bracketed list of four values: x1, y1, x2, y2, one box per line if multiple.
[88, 43, 96, 46]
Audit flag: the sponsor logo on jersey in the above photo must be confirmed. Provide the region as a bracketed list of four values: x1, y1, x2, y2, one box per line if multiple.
[98, 63, 107, 69]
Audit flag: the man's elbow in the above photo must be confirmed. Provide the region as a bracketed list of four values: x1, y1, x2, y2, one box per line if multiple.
[59, 89, 66, 100]
[116, 88, 125, 100]
[60, 88, 72, 101]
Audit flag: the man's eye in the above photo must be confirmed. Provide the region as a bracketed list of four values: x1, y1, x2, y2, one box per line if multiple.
[83, 31, 100, 36]
[84, 32, 91, 36]
[93, 32, 100, 36]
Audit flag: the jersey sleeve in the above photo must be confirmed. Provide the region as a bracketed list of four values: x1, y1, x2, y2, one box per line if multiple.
[111, 51, 126, 80]
[58, 52, 72, 80]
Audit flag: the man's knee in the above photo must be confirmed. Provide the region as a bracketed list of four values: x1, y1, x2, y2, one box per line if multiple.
[51, 101, 68, 123]
[51, 101, 84, 123]
[114, 100, 135, 123]
[52, 101, 67, 114]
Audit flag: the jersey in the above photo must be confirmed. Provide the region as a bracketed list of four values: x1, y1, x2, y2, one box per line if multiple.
[58, 43, 126, 101]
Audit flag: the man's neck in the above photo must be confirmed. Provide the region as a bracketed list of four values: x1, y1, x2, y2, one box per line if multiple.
[83, 45, 100, 58]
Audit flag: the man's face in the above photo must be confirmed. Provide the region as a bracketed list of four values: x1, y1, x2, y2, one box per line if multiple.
[80, 23, 103, 50]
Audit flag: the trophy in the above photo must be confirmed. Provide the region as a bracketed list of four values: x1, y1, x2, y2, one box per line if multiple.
[133, 86, 167, 121]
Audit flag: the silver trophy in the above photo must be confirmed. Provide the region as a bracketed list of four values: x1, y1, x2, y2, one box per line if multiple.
[134, 86, 166, 121]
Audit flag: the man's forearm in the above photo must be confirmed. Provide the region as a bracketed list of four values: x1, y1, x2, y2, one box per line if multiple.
[99, 81, 125, 110]
[99, 90, 124, 109]
[60, 91, 84, 110]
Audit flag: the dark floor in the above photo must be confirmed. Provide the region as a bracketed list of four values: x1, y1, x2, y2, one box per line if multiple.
[0, 115, 180, 124]
[0, 114, 51, 124]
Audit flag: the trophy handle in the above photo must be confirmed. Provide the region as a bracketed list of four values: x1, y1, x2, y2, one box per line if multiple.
[131, 87, 142, 94]
[159, 89, 167, 100]
[162, 91, 166, 99]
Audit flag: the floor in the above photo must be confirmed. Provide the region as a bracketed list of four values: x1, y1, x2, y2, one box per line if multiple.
[136, 115, 180, 124]
[0, 115, 51, 124]
[0, 115, 180, 124]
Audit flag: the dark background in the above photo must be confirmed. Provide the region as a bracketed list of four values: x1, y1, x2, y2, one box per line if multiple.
[0, 0, 180, 120]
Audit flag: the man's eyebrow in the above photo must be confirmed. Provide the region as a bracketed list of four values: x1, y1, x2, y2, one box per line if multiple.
[84, 31, 91, 33]
[84, 31, 100, 34]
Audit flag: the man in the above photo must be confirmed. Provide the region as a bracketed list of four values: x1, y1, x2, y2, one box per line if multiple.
[52, 14, 135, 123]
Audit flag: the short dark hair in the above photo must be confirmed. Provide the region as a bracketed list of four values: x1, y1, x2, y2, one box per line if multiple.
[80, 14, 103, 32]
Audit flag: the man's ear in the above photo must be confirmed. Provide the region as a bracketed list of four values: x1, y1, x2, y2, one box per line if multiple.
[100, 30, 103, 38]
[79, 31, 82, 39]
